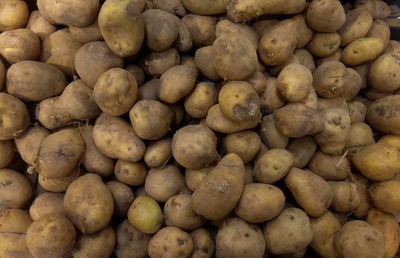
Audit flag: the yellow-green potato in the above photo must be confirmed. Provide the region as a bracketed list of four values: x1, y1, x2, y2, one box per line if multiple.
[368, 53, 400, 92]
[194, 47, 220, 81]
[38, 167, 80, 193]
[277, 63, 312, 102]
[285, 168, 332, 217]
[310, 211, 341, 258]
[182, 0, 229, 15]
[191, 228, 215, 258]
[291, 14, 313, 49]
[352, 143, 400, 181]
[352, 173, 372, 219]
[274, 103, 324, 138]
[37, 0, 99, 27]
[149, 0, 186, 16]
[263, 208, 313, 255]
[181, 14, 216, 47]
[26, 213, 76, 258]
[69, 20, 103, 44]
[64, 173, 114, 234]
[172, 124, 219, 169]
[174, 22, 193, 52]
[0, 0, 29, 31]
[223, 130, 261, 164]
[72, 225, 116, 258]
[369, 180, 400, 213]
[93, 113, 146, 162]
[254, 149, 293, 184]
[258, 20, 298, 66]
[307, 151, 350, 180]
[216, 217, 265, 258]
[342, 68, 363, 102]
[106, 181, 134, 217]
[115, 219, 151, 258]
[366, 208, 400, 258]
[185, 167, 213, 192]
[0, 140, 14, 168]
[144, 138, 172, 168]
[313, 61, 346, 98]
[235, 183, 285, 223]
[0, 209, 33, 258]
[355, 0, 391, 19]
[215, 19, 258, 50]
[306, 0, 345, 32]
[145, 165, 185, 202]
[26, 10, 56, 40]
[342, 37, 384, 66]
[160, 65, 198, 104]
[127, 196, 163, 234]
[35, 129, 85, 179]
[129, 100, 173, 140]
[148, 226, 194, 258]
[0, 28, 40, 64]
[329, 181, 361, 213]
[29, 193, 64, 221]
[367, 19, 390, 49]
[345, 122, 375, 149]
[143, 48, 180, 77]
[114, 160, 147, 186]
[164, 194, 206, 230]
[338, 8, 373, 46]
[307, 32, 341, 57]
[94, 68, 138, 116]
[226, 0, 306, 22]
[138, 79, 161, 100]
[260, 77, 286, 114]
[74, 41, 124, 87]
[294, 49, 315, 72]
[334, 220, 385, 258]
[378, 135, 400, 149]
[192, 153, 245, 220]
[7, 61, 67, 101]
[288, 137, 317, 168]
[348, 99, 368, 124]
[184, 82, 217, 119]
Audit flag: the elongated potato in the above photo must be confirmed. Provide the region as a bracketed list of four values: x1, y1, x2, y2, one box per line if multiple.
[0, 93, 30, 140]
[367, 95, 400, 134]
[310, 211, 341, 258]
[308, 151, 350, 180]
[342, 38, 384, 66]
[369, 180, 400, 213]
[144, 138, 172, 168]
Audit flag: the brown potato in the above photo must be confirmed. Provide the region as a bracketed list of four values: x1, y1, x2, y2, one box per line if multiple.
[69, 20, 103, 44]
[125, 64, 145, 86]
[181, 14, 216, 47]
[345, 122, 375, 149]
[254, 149, 293, 184]
[185, 167, 212, 192]
[355, 0, 391, 18]
[306, 0, 345, 32]
[106, 181, 134, 218]
[342, 68, 363, 102]
[182, 0, 229, 15]
[0, 93, 29, 140]
[307, 32, 341, 57]
[317, 97, 348, 112]
[0, 28, 40, 64]
[184, 82, 217, 119]
[72, 225, 116, 258]
[138, 79, 161, 100]
[368, 53, 400, 92]
[174, 21, 193, 52]
[367, 19, 390, 49]
[369, 180, 400, 214]
[338, 8, 373, 46]
[0, 168, 32, 211]
[26, 10, 56, 40]
[294, 49, 315, 72]
[310, 211, 341, 258]
[144, 48, 180, 77]
[348, 99, 368, 124]
[194, 47, 220, 81]
[267, 53, 300, 77]
[246, 71, 268, 94]
[191, 228, 215, 258]
[342, 37, 384, 66]
[0, 140, 14, 169]
[29, 192, 64, 221]
[287, 137, 317, 168]
[308, 151, 350, 180]
[148, 226, 194, 258]
[260, 114, 289, 149]
[148, 0, 186, 16]
[277, 63, 312, 102]
[291, 14, 313, 49]
[329, 181, 361, 213]
[260, 77, 286, 114]
[365, 88, 394, 101]
[114, 160, 147, 186]
[223, 130, 261, 164]
[0, 59, 4, 91]
[313, 61, 346, 98]
[351, 173, 372, 219]
[316, 48, 343, 66]
[251, 19, 280, 37]
[115, 219, 151, 258]
[38, 167, 80, 193]
[215, 19, 258, 50]
[0, 0, 29, 31]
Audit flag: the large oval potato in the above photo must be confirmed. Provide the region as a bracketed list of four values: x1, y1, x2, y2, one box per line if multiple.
[329, 181, 361, 213]
[338, 8, 373, 46]
[342, 37, 384, 66]
[223, 130, 261, 164]
[308, 151, 350, 180]
[277, 63, 312, 102]
[307, 32, 341, 58]
[0, 93, 30, 140]
[313, 61, 346, 99]
[367, 95, 400, 134]
[306, 0, 345, 32]
[254, 149, 293, 184]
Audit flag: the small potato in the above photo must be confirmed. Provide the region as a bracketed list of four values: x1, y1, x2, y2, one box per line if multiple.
[313, 61, 346, 98]
[286, 168, 332, 217]
[160, 65, 198, 104]
[367, 19, 390, 49]
[192, 153, 245, 220]
[310, 211, 341, 258]
[115, 219, 151, 258]
[74, 41, 124, 87]
[128, 196, 163, 234]
[144, 138, 172, 168]
[29, 192, 64, 220]
[145, 165, 185, 202]
[254, 149, 293, 184]
[277, 63, 312, 102]
[368, 53, 400, 92]
[138, 79, 161, 100]
[342, 37, 384, 66]
[338, 8, 373, 46]
[307, 151, 350, 180]
[223, 130, 261, 164]
[334, 220, 385, 258]
[172, 124, 219, 169]
[26, 10, 56, 40]
[174, 22, 193, 52]
[0, 0, 29, 31]
[251, 19, 280, 37]
[215, 19, 258, 50]
[35, 129, 85, 179]
[263, 208, 313, 255]
[64, 173, 114, 233]
[260, 77, 286, 114]
[235, 183, 285, 223]
[148, 226, 194, 258]
[260, 115, 289, 149]
[0, 28, 40, 64]
[106, 181, 134, 218]
[294, 49, 315, 72]
[93, 113, 146, 162]
[148, 0, 186, 16]
[72, 225, 116, 258]
[0, 140, 14, 169]
[184, 82, 217, 119]
[287, 137, 317, 168]
[369, 180, 400, 214]
[306, 0, 345, 32]
[16, 127, 51, 168]
[345, 122, 375, 149]
[115, 160, 147, 186]
[355, 0, 391, 19]
[69, 20, 103, 44]
[194, 47, 220, 81]
[307, 32, 341, 58]
[182, 0, 230, 15]
[7, 61, 67, 102]
[329, 181, 361, 213]
[185, 167, 212, 192]
[216, 217, 265, 258]
[181, 14, 216, 47]
[348, 99, 368, 124]
[144, 48, 180, 77]
[94, 68, 138, 116]
[0, 169, 32, 211]
[38, 168, 80, 193]
[191, 228, 215, 258]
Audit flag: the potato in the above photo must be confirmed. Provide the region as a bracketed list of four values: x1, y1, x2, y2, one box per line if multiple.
[148, 0, 186, 16]
[351, 173, 372, 219]
[260, 77, 286, 114]
[35, 129, 85, 179]
[191, 228, 215, 258]
[294, 49, 315, 72]
[72, 225, 116, 258]
[0, 209, 33, 258]
[215, 19, 258, 50]
[26, 10, 56, 40]
[38, 167, 79, 193]
[345, 122, 375, 149]
[0, 140, 14, 169]
[348, 99, 368, 124]
[36, 80, 100, 130]
[334, 220, 385, 258]
[148, 226, 193, 258]
[329, 181, 361, 213]
[310, 211, 341, 258]
[263, 208, 313, 255]
[0, 28, 40, 64]
[235, 183, 285, 223]
[172, 22, 192, 53]
[160, 65, 198, 104]
[355, 0, 391, 19]
[0, 0, 29, 31]
[367, 19, 390, 49]
[93, 113, 146, 162]
[384, 40, 400, 55]
[184, 82, 217, 119]
[69, 20, 103, 44]
[277, 63, 312, 102]
[306, 0, 345, 32]
[26, 213, 76, 258]
[287, 137, 317, 168]
[185, 167, 212, 192]
[226, 0, 306, 22]
[128, 196, 163, 234]
[7, 61, 67, 102]
[74, 41, 124, 87]
[126, 64, 145, 86]
[182, 14, 216, 47]
[64, 173, 114, 233]
[309, 33, 340, 60]
[369, 180, 400, 214]
[338, 8, 373, 46]
[143, 48, 180, 77]
[106, 181, 134, 218]
[369, 53, 400, 92]
[115, 219, 151, 258]
[0, 93, 29, 140]
[192, 153, 245, 220]
[114, 160, 147, 187]
[246, 71, 268, 94]
[138, 79, 161, 100]
[259, 115, 289, 149]
[194, 47, 220, 81]
[378, 135, 400, 149]
[290, 14, 313, 49]
[308, 151, 350, 180]
[267, 53, 300, 77]
[366, 208, 400, 258]
[274, 103, 324, 138]
[142, 140, 170, 169]
[313, 61, 346, 98]
[342, 38, 384, 66]
[145, 165, 185, 202]
[172, 124, 219, 169]
[254, 149, 293, 184]
[181, 0, 228, 15]
[342, 68, 363, 102]
[223, 130, 261, 164]
[29, 192, 64, 221]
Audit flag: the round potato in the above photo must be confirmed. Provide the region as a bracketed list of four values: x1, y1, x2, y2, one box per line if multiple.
[194, 47, 220, 81]
[277, 63, 312, 102]
[368, 53, 400, 92]
[367, 95, 400, 134]
[115, 219, 151, 258]
[215, 19, 258, 50]
[0, 28, 40, 64]
[307, 151, 350, 180]
[0, 169, 32, 211]
[191, 228, 215, 258]
[223, 130, 261, 164]
[307, 32, 341, 57]
[185, 166, 213, 192]
[115, 160, 147, 187]
[254, 149, 293, 184]
[0, 0, 29, 31]
[313, 61, 346, 98]
[329, 181, 361, 213]
[338, 8, 373, 46]
[148, 226, 194, 258]
[29, 192, 64, 221]
[369, 180, 400, 214]
[306, 0, 345, 32]
[106, 181, 134, 218]
[0, 140, 14, 169]
[181, 14, 216, 47]
[128, 196, 163, 234]
[72, 225, 116, 258]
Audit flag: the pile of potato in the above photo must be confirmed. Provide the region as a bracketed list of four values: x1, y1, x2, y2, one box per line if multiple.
[1, 0, 400, 257]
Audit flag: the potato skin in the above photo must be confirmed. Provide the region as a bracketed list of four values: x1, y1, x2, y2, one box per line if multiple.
[310, 211, 341, 258]
[369, 180, 400, 214]
[144, 138, 172, 168]
[144, 48, 180, 77]
[367, 95, 400, 134]
[0, 140, 14, 169]
[368, 53, 400, 92]
[0, 93, 30, 140]
[341, 37, 384, 66]
[72, 225, 116, 258]
[115, 219, 151, 258]
[182, 0, 229, 15]
[254, 149, 293, 184]
[194, 47, 220, 81]
[215, 19, 258, 50]
[148, 226, 194, 258]
[329, 181, 361, 213]
[106, 181, 134, 218]
[181, 14, 216, 47]
[128, 196, 163, 234]
[191, 228, 215, 258]
[0, 169, 32, 212]
[0, 0, 29, 31]
[223, 130, 261, 164]
[29, 192, 64, 221]
[308, 151, 350, 180]
[184, 82, 217, 119]
[338, 8, 373, 46]
[277, 63, 312, 102]
[0, 28, 40, 64]
[313, 61, 346, 98]
[115, 160, 147, 187]
[306, 0, 345, 32]
[288, 137, 317, 168]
